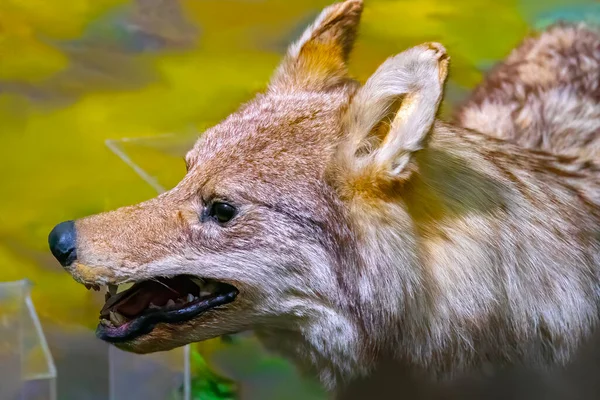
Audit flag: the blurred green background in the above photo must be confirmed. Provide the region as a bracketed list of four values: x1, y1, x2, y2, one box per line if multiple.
[1, 0, 598, 398]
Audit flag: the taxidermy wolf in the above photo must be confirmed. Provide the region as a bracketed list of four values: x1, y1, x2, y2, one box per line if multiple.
[49, 0, 600, 396]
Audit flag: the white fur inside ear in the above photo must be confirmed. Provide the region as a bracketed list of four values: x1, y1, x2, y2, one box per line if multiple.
[343, 43, 448, 177]
[390, 152, 413, 176]
[287, 5, 332, 59]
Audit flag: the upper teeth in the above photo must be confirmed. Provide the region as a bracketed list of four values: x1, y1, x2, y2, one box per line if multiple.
[99, 278, 214, 327]
[110, 311, 126, 325]
[199, 281, 218, 298]
[191, 278, 204, 287]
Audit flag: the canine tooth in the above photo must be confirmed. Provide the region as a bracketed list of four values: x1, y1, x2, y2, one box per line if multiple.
[101, 319, 116, 328]
[117, 282, 134, 294]
[191, 278, 204, 288]
[200, 290, 212, 297]
[115, 312, 127, 324]
[202, 281, 219, 292]
[166, 299, 175, 307]
[110, 311, 126, 325]
[186, 293, 194, 303]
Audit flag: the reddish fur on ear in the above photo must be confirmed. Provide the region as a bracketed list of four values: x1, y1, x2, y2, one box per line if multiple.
[269, 0, 363, 92]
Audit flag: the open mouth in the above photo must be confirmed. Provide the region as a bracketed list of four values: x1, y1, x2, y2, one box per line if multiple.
[96, 275, 238, 343]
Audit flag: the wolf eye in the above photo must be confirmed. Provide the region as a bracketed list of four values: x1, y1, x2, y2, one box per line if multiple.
[209, 202, 236, 224]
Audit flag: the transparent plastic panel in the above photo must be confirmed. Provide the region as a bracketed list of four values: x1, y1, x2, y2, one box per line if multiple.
[0, 280, 57, 400]
[109, 345, 190, 400]
[21, 292, 57, 400]
[0, 281, 25, 400]
[105, 130, 201, 193]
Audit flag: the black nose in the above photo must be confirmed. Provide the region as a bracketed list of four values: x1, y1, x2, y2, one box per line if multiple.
[48, 220, 77, 267]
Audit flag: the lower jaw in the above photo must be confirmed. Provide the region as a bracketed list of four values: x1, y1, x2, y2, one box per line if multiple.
[96, 277, 239, 344]
[110, 334, 181, 354]
[97, 290, 237, 343]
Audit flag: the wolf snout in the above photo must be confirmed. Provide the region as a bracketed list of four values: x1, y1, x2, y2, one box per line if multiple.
[48, 220, 77, 267]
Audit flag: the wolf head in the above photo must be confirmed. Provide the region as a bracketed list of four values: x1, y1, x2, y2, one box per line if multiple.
[49, 0, 449, 388]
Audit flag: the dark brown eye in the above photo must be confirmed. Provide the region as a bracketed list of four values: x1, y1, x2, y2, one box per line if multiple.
[209, 202, 236, 224]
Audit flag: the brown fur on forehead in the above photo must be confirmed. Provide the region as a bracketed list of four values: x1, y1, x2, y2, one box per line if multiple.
[184, 88, 356, 211]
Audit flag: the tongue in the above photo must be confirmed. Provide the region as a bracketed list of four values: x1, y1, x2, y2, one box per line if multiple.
[116, 283, 173, 318]
[102, 277, 200, 319]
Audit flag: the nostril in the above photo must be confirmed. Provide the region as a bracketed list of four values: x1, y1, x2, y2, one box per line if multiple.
[48, 220, 77, 267]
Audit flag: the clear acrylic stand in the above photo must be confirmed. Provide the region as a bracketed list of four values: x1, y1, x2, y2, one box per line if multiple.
[109, 345, 190, 400]
[0, 280, 57, 400]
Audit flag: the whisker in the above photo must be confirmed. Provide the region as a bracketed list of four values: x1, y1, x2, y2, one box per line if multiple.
[150, 278, 180, 295]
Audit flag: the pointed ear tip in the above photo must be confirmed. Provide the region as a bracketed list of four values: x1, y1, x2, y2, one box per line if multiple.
[349, 0, 364, 15]
[344, 0, 364, 10]
[425, 42, 446, 51]
[333, 0, 364, 18]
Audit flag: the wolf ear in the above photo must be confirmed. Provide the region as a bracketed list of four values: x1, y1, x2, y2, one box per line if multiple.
[268, 0, 363, 93]
[338, 43, 449, 183]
